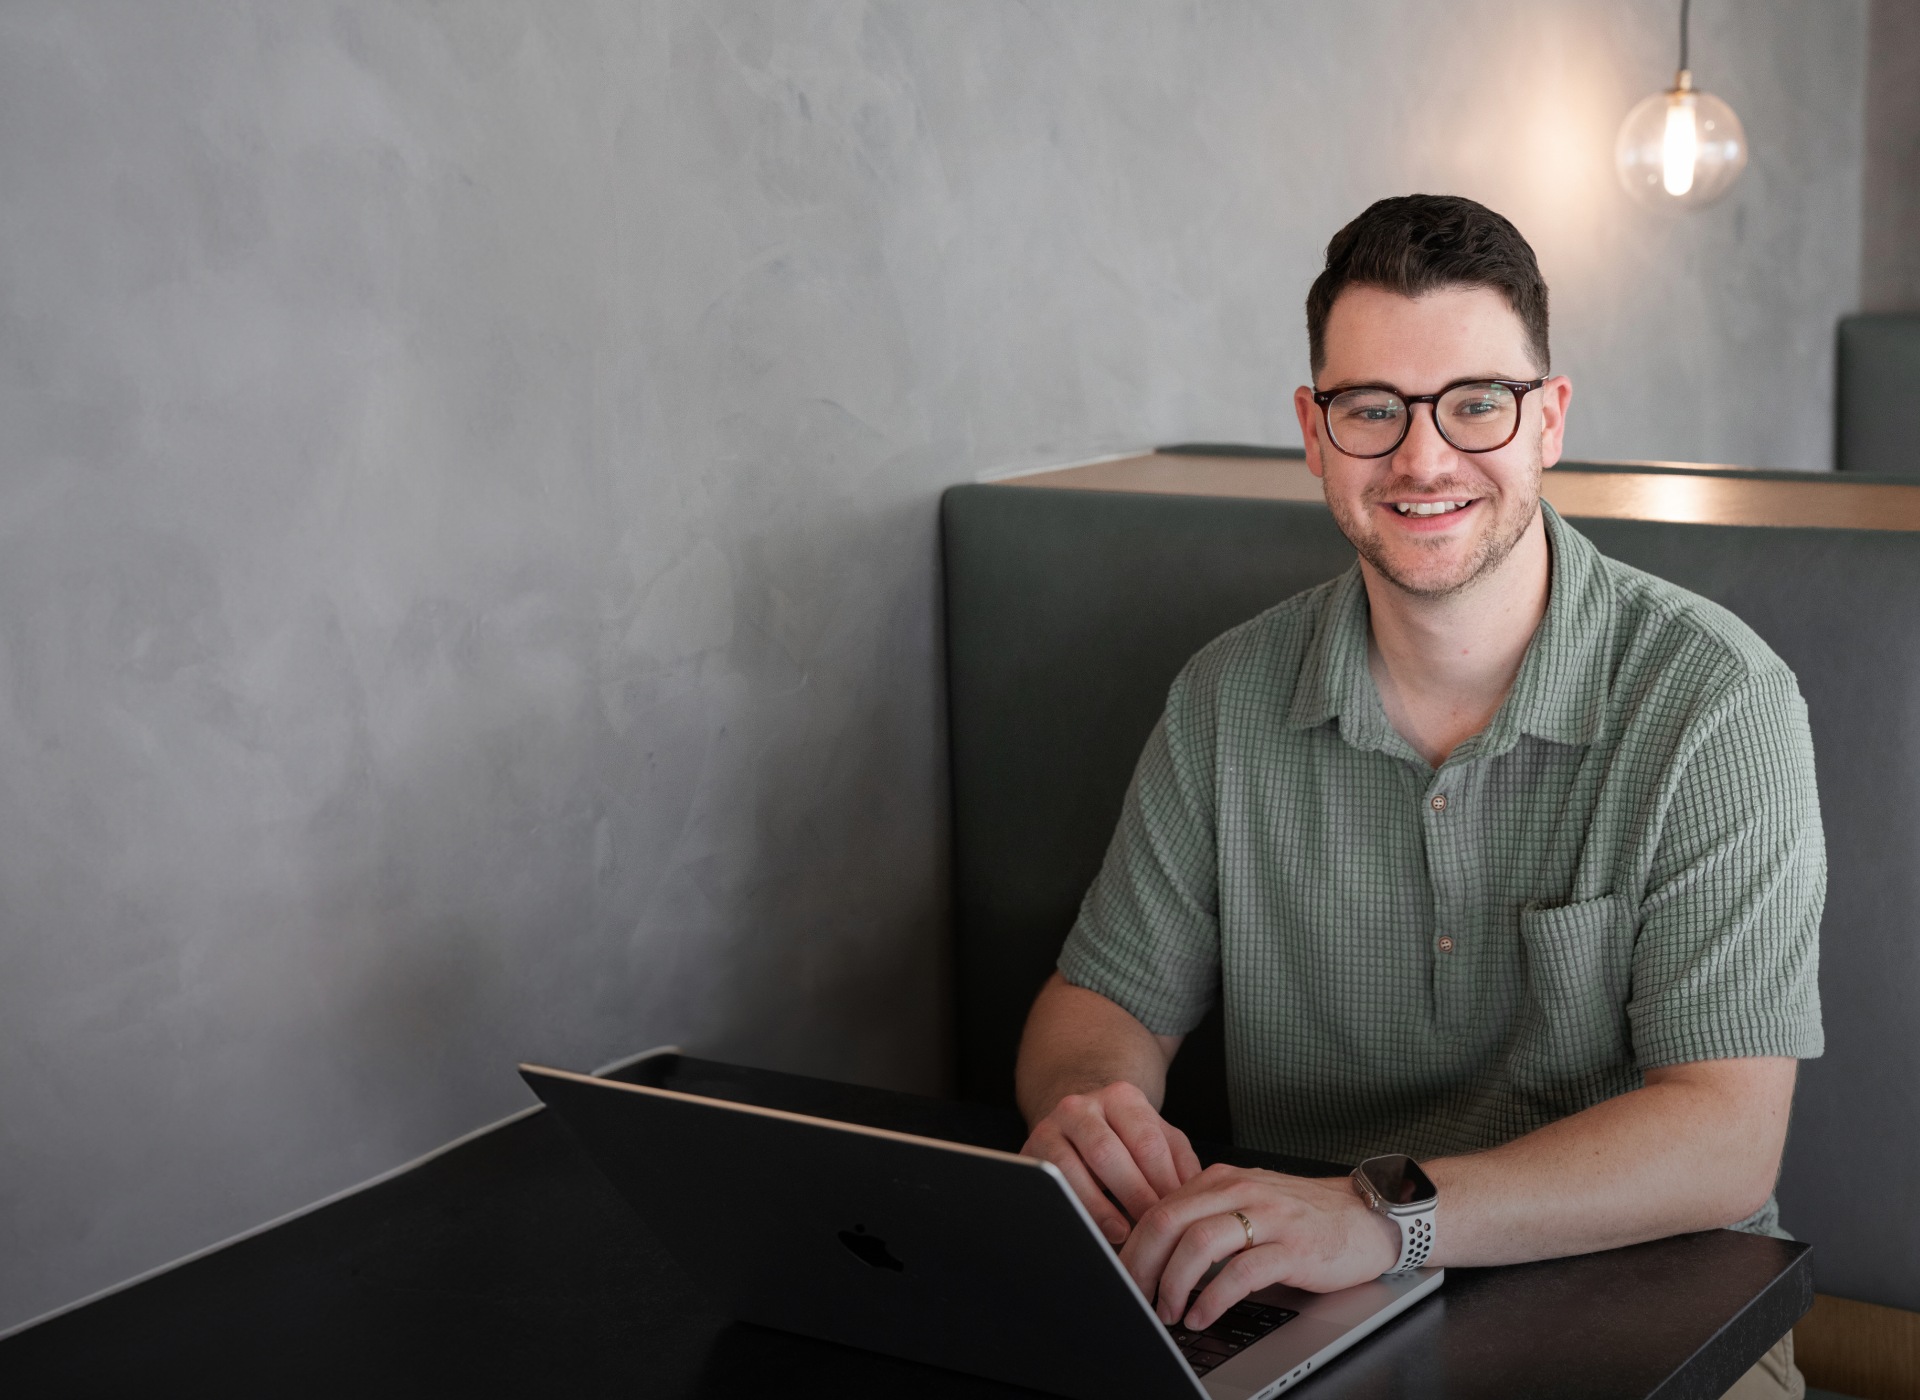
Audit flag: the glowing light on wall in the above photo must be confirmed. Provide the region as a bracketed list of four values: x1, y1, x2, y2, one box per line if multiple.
[1616, 0, 1748, 210]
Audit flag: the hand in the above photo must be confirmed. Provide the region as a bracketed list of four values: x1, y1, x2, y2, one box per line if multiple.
[1019, 1081, 1204, 1245]
[1118, 1164, 1402, 1330]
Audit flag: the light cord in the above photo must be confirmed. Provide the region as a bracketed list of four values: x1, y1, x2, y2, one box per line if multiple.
[1679, 0, 1691, 72]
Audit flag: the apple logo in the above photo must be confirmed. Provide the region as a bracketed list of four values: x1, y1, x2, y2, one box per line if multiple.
[837, 1223, 905, 1272]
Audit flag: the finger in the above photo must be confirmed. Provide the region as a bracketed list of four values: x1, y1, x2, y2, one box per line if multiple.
[1157, 1215, 1252, 1325]
[1106, 1100, 1188, 1201]
[1059, 1112, 1162, 1225]
[1167, 1125, 1204, 1185]
[1119, 1178, 1245, 1300]
[1051, 1146, 1136, 1245]
[1024, 1127, 1134, 1244]
[1187, 1246, 1285, 1331]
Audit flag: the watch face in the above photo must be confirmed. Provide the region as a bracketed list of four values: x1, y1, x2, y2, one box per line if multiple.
[1361, 1154, 1437, 1208]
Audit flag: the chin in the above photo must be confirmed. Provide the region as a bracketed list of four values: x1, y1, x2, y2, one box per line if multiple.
[1355, 534, 1491, 598]
[1376, 559, 1485, 599]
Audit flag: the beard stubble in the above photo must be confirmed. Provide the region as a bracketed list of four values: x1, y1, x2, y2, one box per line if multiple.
[1326, 461, 1543, 601]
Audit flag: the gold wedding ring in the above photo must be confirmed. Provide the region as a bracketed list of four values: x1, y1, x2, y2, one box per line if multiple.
[1230, 1209, 1255, 1250]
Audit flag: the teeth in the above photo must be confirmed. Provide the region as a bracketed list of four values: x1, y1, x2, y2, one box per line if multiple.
[1393, 501, 1469, 516]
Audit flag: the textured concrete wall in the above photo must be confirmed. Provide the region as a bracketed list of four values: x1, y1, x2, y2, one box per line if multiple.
[0, 1, 1868, 1332]
[1864, 0, 1920, 309]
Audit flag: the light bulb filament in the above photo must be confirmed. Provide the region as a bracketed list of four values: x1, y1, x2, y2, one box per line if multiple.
[1662, 95, 1698, 196]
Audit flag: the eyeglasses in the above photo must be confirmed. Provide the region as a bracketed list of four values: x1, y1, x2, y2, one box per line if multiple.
[1311, 377, 1549, 458]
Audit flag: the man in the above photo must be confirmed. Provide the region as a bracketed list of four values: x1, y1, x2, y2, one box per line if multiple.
[1014, 195, 1822, 1399]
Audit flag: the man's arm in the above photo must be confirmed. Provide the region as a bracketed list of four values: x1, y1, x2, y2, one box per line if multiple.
[1016, 972, 1201, 1244]
[1119, 1055, 1797, 1330]
[1019, 972, 1797, 1321]
[1425, 1055, 1795, 1262]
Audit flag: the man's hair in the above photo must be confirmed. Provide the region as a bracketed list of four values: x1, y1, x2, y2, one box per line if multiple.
[1305, 194, 1550, 376]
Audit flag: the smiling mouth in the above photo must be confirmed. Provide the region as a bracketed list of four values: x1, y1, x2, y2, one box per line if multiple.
[1389, 499, 1474, 517]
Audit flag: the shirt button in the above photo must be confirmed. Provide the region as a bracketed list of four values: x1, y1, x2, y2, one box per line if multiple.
[1437, 936, 1455, 953]
[1429, 793, 1448, 812]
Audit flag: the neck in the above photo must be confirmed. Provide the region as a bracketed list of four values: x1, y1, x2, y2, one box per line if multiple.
[1363, 509, 1552, 768]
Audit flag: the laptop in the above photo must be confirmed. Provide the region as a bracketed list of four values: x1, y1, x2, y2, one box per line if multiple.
[520, 1057, 1441, 1400]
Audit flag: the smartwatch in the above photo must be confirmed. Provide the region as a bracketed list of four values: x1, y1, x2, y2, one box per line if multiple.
[1350, 1154, 1438, 1275]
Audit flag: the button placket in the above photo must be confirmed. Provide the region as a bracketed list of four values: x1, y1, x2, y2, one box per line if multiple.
[1422, 769, 1474, 1030]
[1428, 790, 1454, 953]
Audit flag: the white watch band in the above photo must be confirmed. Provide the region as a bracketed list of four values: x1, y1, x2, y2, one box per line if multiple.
[1384, 1205, 1435, 1275]
[1351, 1155, 1437, 1276]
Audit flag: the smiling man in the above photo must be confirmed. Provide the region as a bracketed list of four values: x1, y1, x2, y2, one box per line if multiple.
[1013, 195, 1822, 1400]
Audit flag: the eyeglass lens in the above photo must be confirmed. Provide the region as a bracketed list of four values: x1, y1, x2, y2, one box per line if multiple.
[1325, 382, 1520, 456]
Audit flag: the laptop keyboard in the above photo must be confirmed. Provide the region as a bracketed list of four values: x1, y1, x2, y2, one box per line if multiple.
[1166, 1300, 1298, 1376]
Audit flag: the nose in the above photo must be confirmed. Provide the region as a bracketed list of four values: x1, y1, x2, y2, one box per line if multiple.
[1391, 400, 1456, 478]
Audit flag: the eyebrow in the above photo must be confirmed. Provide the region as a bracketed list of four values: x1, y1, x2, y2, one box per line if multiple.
[1317, 373, 1523, 395]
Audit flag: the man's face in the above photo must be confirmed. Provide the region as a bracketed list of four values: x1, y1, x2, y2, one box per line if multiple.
[1293, 285, 1571, 600]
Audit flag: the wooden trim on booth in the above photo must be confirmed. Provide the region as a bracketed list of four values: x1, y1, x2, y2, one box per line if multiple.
[1797, 1293, 1920, 1400]
[999, 453, 1920, 532]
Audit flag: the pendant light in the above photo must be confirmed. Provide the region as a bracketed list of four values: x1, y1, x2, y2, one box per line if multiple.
[1615, 0, 1748, 209]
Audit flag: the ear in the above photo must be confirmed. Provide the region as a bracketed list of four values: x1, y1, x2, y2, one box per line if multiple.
[1537, 376, 1573, 469]
[1294, 385, 1327, 478]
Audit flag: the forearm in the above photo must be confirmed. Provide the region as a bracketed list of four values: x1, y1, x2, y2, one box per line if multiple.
[1425, 1058, 1796, 1267]
[1015, 973, 1183, 1126]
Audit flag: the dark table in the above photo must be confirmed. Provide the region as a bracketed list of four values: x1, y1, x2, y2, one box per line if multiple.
[0, 1055, 1811, 1398]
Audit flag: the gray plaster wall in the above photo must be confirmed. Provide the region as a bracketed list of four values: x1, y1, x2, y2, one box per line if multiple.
[1864, 0, 1920, 309]
[0, 1, 1869, 1333]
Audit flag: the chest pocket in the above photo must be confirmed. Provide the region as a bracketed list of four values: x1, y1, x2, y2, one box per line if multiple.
[1510, 893, 1637, 1108]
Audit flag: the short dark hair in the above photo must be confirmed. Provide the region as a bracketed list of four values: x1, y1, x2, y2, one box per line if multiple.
[1305, 194, 1550, 376]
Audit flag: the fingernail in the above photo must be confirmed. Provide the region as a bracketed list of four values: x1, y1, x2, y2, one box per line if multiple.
[1106, 1223, 1127, 1244]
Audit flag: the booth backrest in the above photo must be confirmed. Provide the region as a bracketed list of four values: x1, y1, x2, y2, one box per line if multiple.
[943, 471, 1920, 1314]
[1837, 313, 1920, 474]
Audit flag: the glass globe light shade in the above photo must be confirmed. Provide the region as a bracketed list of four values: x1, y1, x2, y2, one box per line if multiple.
[1615, 75, 1748, 209]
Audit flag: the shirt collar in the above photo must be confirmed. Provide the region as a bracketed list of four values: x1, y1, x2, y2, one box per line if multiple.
[1284, 501, 1612, 758]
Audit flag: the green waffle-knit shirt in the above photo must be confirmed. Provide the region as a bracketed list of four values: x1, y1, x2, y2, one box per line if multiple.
[1057, 502, 1824, 1235]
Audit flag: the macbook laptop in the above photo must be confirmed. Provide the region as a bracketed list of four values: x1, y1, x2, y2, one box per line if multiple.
[520, 1056, 1441, 1400]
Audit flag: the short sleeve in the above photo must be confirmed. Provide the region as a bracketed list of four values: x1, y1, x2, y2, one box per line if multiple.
[1627, 672, 1826, 1068]
[1056, 667, 1222, 1036]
